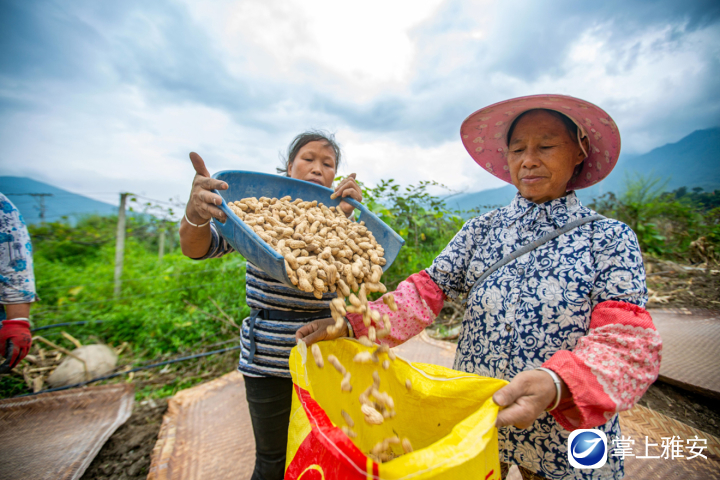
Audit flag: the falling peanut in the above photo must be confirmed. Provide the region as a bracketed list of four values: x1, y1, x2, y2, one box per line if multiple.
[361, 404, 384, 425]
[368, 326, 377, 343]
[311, 344, 324, 368]
[327, 355, 346, 375]
[402, 438, 413, 453]
[383, 294, 398, 312]
[341, 409, 355, 428]
[342, 426, 358, 439]
[353, 351, 375, 364]
[341, 372, 352, 392]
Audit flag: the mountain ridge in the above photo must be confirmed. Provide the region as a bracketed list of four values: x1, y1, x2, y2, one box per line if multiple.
[445, 127, 720, 213]
[0, 176, 119, 224]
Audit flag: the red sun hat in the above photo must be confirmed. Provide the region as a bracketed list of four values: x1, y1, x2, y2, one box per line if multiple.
[460, 94, 621, 190]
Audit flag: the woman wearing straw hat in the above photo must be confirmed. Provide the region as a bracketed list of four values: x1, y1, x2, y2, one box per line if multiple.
[298, 95, 662, 479]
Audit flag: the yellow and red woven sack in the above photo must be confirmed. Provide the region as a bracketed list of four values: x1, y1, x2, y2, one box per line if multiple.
[285, 338, 507, 479]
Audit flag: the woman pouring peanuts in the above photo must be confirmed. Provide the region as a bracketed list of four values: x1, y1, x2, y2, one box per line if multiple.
[297, 95, 662, 480]
[179, 131, 362, 480]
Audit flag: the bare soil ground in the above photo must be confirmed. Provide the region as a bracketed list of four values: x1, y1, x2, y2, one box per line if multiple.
[80, 350, 239, 479]
[644, 256, 720, 310]
[638, 381, 720, 439]
[81, 398, 168, 480]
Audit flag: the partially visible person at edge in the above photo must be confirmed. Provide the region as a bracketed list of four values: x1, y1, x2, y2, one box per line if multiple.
[179, 131, 362, 480]
[0, 193, 36, 374]
[298, 96, 662, 480]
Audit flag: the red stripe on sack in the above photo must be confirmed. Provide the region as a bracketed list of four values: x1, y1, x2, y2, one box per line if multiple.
[373, 462, 379, 476]
[295, 385, 370, 472]
[485, 470, 494, 480]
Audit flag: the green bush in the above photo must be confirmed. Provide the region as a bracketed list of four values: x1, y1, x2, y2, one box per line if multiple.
[358, 179, 465, 287]
[589, 176, 719, 261]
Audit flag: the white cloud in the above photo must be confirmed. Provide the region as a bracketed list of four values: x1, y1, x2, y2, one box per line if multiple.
[337, 128, 506, 195]
[1, 0, 719, 212]
[178, 0, 446, 98]
[0, 86, 283, 205]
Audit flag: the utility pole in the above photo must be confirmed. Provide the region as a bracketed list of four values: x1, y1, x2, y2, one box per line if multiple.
[114, 193, 128, 298]
[158, 223, 165, 262]
[5, 193, 53, 221]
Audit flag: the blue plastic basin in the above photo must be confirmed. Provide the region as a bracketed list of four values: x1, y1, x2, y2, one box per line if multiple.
[211, 171, 405, 287]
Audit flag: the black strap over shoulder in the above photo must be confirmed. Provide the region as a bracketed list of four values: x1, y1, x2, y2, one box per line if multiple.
[463, 214, 606, 305]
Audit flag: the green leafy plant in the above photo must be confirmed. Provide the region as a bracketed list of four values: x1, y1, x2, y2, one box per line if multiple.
[355, 178, 465, 287]
[589, 175, 719, 260]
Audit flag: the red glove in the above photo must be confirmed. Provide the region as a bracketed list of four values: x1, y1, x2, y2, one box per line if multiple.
[0, 319, 32, 373]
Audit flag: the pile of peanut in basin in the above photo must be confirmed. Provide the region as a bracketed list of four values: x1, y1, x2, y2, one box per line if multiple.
[228, 195, 412, 463]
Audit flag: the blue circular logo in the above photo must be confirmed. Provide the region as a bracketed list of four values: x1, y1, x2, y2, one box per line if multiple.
[570, 431, 606, 467]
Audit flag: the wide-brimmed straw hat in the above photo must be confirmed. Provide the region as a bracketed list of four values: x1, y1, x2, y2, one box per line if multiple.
[460, 94, 621, 190]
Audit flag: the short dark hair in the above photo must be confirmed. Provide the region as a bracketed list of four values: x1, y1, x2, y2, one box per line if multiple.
[277, 130, 342, 176]
[506, 108, 578, 146]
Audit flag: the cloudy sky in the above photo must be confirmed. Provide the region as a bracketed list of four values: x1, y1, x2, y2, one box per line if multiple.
[1, 0, 719, 207]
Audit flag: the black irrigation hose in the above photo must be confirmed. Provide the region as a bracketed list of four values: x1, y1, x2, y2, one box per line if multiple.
[14, 344, 243, 398]
[31, 320, 107, 332]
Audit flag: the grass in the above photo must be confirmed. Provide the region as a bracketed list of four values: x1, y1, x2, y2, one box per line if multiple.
[1, 239, 250, 399]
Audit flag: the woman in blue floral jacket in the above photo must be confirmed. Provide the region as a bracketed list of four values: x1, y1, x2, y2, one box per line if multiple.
[0, 193, 36, 373]
[299, 95, 662, 480]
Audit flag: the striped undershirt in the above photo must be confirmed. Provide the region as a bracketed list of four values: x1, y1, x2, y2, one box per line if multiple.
[197, 223, 333, 378]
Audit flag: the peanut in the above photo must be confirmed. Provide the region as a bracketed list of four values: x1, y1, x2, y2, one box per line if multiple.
[342, 426, 358, 439]
[361, 404, 384, 425]
[382, 294, 398, 312]
[402, 438, 413, 454]
[353, 351, 375, 364]
[327, 355, 346, 375]
[311, 344, 324, 368]
[341, 372, 352, 392]
[341, 409, 355, 428]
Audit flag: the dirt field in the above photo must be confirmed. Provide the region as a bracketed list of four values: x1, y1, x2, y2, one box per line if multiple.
[80, 351, 239, 480]
[81, 398, 168, 480]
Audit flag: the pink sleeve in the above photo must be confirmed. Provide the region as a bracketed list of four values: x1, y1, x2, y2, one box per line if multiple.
[347, 271, 446, 347]
[543, 300, 662, 431]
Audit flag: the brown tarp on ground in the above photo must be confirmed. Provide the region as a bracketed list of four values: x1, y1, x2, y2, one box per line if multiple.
[147, 371, 255, 480]
[651, 307, 720, 399]
[621, 405, 720, 479]
[0, 384, 134, 480]
[149, 329, 720, 480]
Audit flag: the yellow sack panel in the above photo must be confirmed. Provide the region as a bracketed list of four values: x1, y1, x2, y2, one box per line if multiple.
[286, 338, 507, 480]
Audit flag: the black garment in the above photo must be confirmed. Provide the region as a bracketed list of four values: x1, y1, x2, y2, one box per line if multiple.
[244, 375, 295, 480]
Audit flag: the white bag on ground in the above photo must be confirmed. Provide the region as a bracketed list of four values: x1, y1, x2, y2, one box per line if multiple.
[47, 344, 118, 387]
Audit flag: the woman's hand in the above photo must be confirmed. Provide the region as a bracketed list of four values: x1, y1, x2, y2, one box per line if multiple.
[186, 152, 229, 224]
[296, 318, 349, 346]
[334, 173, 362, 217]
[493, 369, 566, 429]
